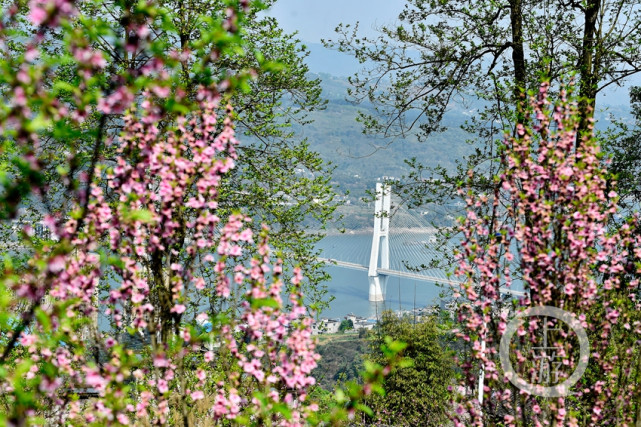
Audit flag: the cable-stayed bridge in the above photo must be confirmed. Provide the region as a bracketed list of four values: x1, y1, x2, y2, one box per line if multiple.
[318, 183, 524, 302]
[317, 258, 463, 286]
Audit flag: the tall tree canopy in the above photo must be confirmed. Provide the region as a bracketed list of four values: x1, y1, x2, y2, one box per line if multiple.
[1, 0, 336, 311]
[454, 80, 641, 427]
[365, 310, 454, 427]
[328, 0, 641, 205]
[0, 0, 408, 424]
[330, 4, 641, 424]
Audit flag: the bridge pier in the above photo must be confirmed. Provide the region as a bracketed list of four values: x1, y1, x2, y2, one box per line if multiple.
[368, 182, 391, 302]
[368, 276, 386, 302]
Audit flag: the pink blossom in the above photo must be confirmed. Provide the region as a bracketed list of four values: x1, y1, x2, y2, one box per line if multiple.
[153, 354, 169, 368]
[116, 414, 130, 425]
[19, 334, 37, 347]
[0, 38, 324, 422]
[191, 390, 204, 401]
[47, 255, 66, 273]
[28, 5, 48, 26]
[157, 379, 168, 394]
[28, 0, 76, 27]
[196, 312, 208, 324]
[453, 81, 637, 424]
[170, 304, 186, 314]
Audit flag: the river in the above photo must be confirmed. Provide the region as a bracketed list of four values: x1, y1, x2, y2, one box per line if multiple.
[316, 232, 455, 319]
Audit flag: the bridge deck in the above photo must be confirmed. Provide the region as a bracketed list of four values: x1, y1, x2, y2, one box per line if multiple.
[318, 257, 525, 297]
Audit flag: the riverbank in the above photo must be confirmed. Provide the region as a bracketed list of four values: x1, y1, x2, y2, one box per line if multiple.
[310, 226, 444, 236]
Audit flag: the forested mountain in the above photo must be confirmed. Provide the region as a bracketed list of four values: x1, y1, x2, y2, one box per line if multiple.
[296, 71, 633, 208]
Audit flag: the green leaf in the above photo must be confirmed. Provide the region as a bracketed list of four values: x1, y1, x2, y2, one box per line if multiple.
[250, 297, 279, 309]
[398, 357, 414, 368]
[123, 209, 155, 223]
[271, 402, 293, 420]
[383, 336, 407, 354]
[355, 403, 373, 416]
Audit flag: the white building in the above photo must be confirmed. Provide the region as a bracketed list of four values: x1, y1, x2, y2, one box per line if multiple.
[311, 318, 341, 335]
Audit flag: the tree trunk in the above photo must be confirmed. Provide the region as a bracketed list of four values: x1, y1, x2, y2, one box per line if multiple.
[577, 0, 601, 148]
[510, 0, 527, 127]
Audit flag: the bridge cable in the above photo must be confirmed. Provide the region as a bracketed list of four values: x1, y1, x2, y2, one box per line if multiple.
[398, 275, 401, 312]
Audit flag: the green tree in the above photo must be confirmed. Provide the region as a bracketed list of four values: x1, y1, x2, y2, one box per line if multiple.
[313, 336, 368, 390]
[364, 310, 454, 427]
[604, 86, 641, 210]
[0, 0, 337, 311]
[338, 318, 354, 332]
[0, 1, 414, 423]
[327, 0, 641, 207]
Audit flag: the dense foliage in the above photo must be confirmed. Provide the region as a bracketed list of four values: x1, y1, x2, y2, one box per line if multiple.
[328, 0, 641, 220]
[454, 82, 641, 425]
[604, 86, 641, 210]
[0, 0, 337, 312]
[363, 311, 455, 427]
[0, 0, 410, 425]
[328, 4, 641, 422]
[312, 335, 367, 391]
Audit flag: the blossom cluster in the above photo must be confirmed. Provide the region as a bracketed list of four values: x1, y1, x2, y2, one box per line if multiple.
[0, 0, 322, 425]
[17, 87, 320, 426]
[453, 82, 641, 426]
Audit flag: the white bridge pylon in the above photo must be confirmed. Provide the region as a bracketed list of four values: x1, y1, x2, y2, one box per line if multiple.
[368, 182, 391, 301]
[318, 182, 526, 301]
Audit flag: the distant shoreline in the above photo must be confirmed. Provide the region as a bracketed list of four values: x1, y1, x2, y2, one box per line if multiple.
[313, 227, 441, 236]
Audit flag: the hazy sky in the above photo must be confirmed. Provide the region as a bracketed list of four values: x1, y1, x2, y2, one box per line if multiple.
[267, 1, 636, 105]
[268, 0, 405, 43]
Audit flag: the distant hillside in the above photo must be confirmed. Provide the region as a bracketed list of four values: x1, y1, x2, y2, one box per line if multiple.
[296, 73, 634, 207]
[296, 73, 475, 204]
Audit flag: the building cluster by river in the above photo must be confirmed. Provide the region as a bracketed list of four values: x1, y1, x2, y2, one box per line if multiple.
[311, 305, 448, 335]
